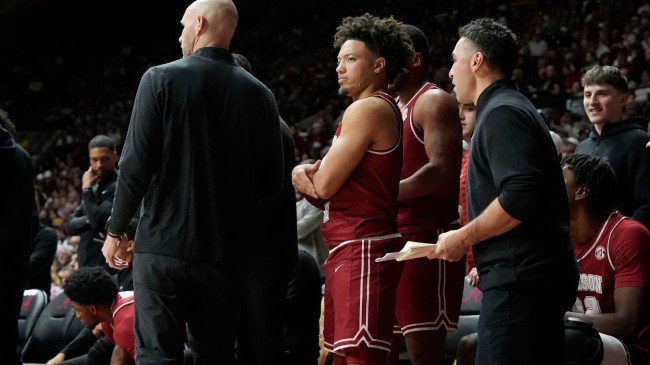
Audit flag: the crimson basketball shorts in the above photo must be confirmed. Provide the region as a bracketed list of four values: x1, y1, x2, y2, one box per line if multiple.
[323, 233, 404, 354]
[393, 228, 466, 335]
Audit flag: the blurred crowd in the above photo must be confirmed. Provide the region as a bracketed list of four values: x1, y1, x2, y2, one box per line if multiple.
[1, 0, 650, 298]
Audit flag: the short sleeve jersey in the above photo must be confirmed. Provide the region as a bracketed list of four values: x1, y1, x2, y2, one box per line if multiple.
[101, 291, 135, 359]
[572, 212, 650, 363]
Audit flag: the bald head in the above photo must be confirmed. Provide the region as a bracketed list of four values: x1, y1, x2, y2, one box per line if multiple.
[179, 0, 238, 55]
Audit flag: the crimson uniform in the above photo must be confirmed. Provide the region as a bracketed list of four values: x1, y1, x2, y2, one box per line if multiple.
[460, 149, 475, 270]
[572, 212, 650, 364]
[101, 291, 135, 359]
[394, 82, 465, 335]
[321, 91, 405, 355]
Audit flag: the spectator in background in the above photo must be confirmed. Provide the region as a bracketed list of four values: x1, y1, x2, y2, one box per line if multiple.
[1, 108, 35, 365]
[458, 101, 477, 273]
[575, 65, 650, 230]
[429, 17, 579, 364]
[27, 214, 58, 296]
[52, 243, 74, 279]
[65, 134, 118, 271]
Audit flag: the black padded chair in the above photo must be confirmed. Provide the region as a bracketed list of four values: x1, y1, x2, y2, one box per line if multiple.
[21, 292, 88, 363]
[445, 280, 482, 364]
[18, 289, 49, 356]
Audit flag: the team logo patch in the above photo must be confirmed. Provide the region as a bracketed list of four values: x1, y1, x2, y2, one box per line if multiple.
[595, 246, 605, 261]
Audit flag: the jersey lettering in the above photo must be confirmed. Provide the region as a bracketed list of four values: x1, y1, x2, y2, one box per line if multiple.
[577, 273, 603, 293]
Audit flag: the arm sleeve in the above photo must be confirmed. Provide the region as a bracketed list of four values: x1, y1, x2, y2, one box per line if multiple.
[483, 107, 547, 221]
[65, 205, 89, 235]
[107, 69, 162, 235]
[612, 221, 650, 288]
[29, 226, 57, 267]
[82, 187, 115, 233]
[255, 89, 284, 203]
[113, 314, 135, 359]
[59, 327, 98, 355]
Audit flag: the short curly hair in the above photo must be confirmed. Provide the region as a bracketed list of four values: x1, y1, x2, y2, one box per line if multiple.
[63, 266, 117, 306]
[333, 13, 414, 84]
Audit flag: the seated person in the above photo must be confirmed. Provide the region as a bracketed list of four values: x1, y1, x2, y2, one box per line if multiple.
[561, 154, 650, 365]
[455, 155, 650, 365]
[46, 218, 137, 365]
[63, 266, 134, 365]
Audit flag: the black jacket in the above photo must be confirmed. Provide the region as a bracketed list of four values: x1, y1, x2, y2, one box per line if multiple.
[0, 125, 34, 260]
[575, 116, 650, 229]
[27, 222, 57, 294]
[0, 123, 34, 363]
[66, 172, 117, 268]
[107, 47, 284, 262]
[468, 80, 578, 300]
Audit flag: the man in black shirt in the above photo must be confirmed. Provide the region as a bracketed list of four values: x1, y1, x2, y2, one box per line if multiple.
[102, 1, 284, 363]
[65, 134, 117, 271]
[0, 110, 35, 365]
[427, 17, 579, 365]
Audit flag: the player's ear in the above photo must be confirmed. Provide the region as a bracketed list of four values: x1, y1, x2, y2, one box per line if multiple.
[374, 57, 385, 74]
[413, 52, 422, 67]
[575, 185, 589, 201]
[471, 52, 484, 71]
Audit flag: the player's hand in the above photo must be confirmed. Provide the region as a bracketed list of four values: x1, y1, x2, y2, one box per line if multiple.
[112, 245, 132, 268]
[466, 267, 479, 286]
[291, 160, 321, 199]
[45, 353, 66, 365]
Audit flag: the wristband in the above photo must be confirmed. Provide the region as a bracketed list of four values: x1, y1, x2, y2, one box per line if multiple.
[107, 231, 121, 239]
[82, 188, 91, 194]
[107, 231, 123, 247]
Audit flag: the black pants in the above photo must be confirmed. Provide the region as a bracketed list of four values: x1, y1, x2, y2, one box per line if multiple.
[133, 253, 241, 365]
[60, 336, 114, 365]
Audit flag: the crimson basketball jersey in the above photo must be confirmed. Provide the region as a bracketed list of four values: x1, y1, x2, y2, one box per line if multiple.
[572, 212, 650, 364]
[459, 149, 470, 227]
[320, 91, 402, 244]
[396, 82, 460, 233]
[101, 291, 135, 359]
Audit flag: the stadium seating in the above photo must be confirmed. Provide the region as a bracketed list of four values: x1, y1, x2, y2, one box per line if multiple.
[18, 289, 49, 356]
[21, 293, 89, 363]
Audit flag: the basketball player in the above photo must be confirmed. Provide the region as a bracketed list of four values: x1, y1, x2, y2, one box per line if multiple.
[292, 13, 413, 365]
[388, 24, 464, 365]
